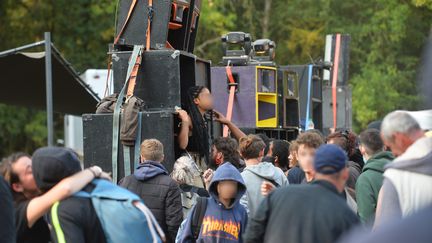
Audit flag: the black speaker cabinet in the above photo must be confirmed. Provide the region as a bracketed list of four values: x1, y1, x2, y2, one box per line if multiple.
[278, 68, 300, 129]
[111, 48, 211, 109]
[322, 85, 352, 134]
[116, 0, 169, 49]
[324, 34, 351, 86]
[282, 65, 323, 131]
[240, 127, 299, 141]
[115, 0, 201, 52]
[168, 0, 201, 52]
[82, 110, 177, 181]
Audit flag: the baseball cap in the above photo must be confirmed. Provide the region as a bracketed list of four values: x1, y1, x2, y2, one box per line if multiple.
[314, 144, 348, 174]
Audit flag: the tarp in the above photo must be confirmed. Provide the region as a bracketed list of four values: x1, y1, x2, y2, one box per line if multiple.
[0, 46, 100, 115]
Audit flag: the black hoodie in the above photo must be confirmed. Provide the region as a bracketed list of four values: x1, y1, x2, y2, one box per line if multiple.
[119, 161, 183, 243]
[32, 147, 106, 243]
[244, 180, 359, 243]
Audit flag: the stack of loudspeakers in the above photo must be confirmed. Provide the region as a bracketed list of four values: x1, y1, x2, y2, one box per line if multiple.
[322, 34, 352, 135]
[114, 0, 201, 52]
[83, 0, 211, 178]
[281, 34, 351, 134]
[211, 64, 299, 141]
[212, 66, 279, 128]
[212, 33, 299, 140]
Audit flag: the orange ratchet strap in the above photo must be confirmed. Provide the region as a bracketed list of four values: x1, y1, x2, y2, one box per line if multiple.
[331, 33, 341, 130]
[224, 65, 236, 137]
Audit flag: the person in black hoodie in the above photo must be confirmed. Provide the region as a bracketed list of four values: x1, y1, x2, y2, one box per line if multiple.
[1, 150, 110, 243]
[31, 147, 110, 243]
[120, 139, 183, 243]
[244, 144, 359, 243]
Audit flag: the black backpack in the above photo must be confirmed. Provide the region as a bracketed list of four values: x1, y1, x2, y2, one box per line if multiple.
[191, 197, 208, 240]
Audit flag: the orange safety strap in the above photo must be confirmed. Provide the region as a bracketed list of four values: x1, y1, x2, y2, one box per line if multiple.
[166, 41, 174, 49]
[171, 3, 178, 22]
[169, 22, 183, 30]
[126, 0, 153, 98]
[114, 0, 138, 45]
[223, 65, 236, 137]
[103, 55, 112, 98]
[109, 0, 139, 97]
[126, 54, 142, 98]
[145, 0, 153, 51]
[331, 34, 341, 130]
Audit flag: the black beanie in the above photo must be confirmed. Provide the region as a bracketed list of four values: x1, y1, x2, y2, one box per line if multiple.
[32, 147, 82, 192]
[367, 120, 382, 131]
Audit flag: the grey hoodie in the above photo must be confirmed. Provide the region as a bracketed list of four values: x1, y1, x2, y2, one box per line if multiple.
[240, 162, 288, 216]
[374, 136, 432, 228]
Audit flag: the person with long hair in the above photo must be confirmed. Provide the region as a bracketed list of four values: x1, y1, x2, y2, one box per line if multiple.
[326, 130, 362, 193]
[177, 86, 245, 172]
[177, 86, 212, 171]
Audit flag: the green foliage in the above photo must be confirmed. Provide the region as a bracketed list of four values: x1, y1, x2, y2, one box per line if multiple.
[194, 0, 237, 62]
[0, 0, 115, 156]
[0, 0, 431, 155]
[195, 0, 431, 131]
[325, 0, 432, 129]
[0, 104, 64, 157]
[0, 104, 46, 156]
[0, 0, 116, 71]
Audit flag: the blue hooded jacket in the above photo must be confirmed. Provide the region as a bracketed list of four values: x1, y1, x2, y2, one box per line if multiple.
[133, 160, 168, 181]
[179, 162, 248, 243]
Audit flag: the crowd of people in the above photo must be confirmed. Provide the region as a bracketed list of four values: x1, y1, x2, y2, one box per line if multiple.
[1, 85, 431, 243]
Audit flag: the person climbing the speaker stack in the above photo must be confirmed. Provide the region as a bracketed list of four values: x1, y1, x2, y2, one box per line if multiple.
[177, 86, 213, 174]
[176, 86, 246, 189]
[176, 86, 213, 196]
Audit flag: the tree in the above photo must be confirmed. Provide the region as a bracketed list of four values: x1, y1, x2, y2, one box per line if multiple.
[326, 0, 432, 129]
[194, 0, 432, 131]
[0, 0, 116, 156]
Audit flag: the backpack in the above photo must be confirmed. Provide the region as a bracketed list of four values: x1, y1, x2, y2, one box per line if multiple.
[191, 197, 208, 240]
[75, 179, 165, 243]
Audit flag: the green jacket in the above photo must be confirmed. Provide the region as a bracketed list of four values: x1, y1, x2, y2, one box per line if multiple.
[355, 151, 394, 224]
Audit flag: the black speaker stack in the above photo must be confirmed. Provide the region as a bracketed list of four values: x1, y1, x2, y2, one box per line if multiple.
[83, 0, 210, 179]
[114, 0, 201, 52]
[322, 34, 352, 134]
